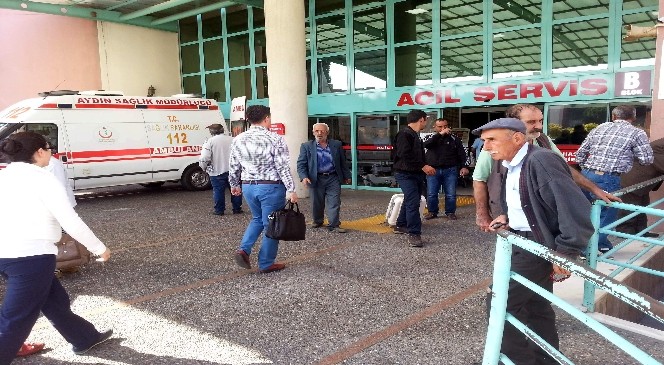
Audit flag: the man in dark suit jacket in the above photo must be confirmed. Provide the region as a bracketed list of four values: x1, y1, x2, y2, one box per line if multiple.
[297, 123, 352, 233]
[617, 137, 664, 236]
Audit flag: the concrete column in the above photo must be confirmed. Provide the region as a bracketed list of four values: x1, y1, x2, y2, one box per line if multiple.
[646, 0, 664, 211]
[264, 0, 309, 198]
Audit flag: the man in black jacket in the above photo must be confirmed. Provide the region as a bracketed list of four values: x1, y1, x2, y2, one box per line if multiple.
[423, 118, 469, 220]
[392, 109, 435, 247]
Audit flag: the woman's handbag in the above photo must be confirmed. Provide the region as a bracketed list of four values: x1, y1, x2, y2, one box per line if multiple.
[56, 233, 91, 270]
[266, 202, 306, 241]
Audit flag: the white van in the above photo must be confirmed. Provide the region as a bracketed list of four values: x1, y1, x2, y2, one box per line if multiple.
[0, 90, 226, 191]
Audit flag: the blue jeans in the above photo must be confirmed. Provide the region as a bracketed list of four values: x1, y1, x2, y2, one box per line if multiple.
[210, 172, 243, 214]
[581, 170, 621, 251]
[0, 255, 102, 364]
[311, 174, 342, 228]
[240, 183, 286, 270]
[395, 172, 426, 235]
[426, 167, 458, 215]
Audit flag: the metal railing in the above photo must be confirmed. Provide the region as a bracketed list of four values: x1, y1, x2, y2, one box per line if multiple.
[482, 230, 664, 365]
[583, 175, 664, 311]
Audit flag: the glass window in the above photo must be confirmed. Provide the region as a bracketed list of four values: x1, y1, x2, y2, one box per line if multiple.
[395, 45, 431, 87]
[493, 29, 541, 79]
[621, 12, 657, 68]
[180, 44, 200, 75]
[254, 31, 267, 64]
[316, 14, 347, 54]
[608, 102, 651, 130]
[441, 36, 483, 83]
[179, 16, 198, 43]
[318, 57, 348, 93]
[393, 1, 432, 44]
[356, 114, 396, 187]
[315, 0, 344, 16]
[552, 19, 609, 73]
[305, 23, 311, 57]
[227, 34, 251, 68]
[229, 68, 252, 100]
[441, 1, 482, 36]
[256, 66, 268, 99]
[493, 0, 541, 29]
[205, 72, 226, 102]
[306, 59, 312, 95]
[201, 12, 222, 38]
[355, 49, 387, 90]
[253, 7, 265, 28]
[183, 76, 201, 95]
[553, 0, 609, 20]
[203, 40, 224, 70]
[547, 104, 607, 143]
[226, 7, 249, 34]
[353, 4, 386, 49]
[623, 0, 658, 11]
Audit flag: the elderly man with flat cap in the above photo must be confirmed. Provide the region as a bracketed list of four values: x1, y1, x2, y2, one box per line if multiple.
[200, 123, 243, 215]
[476, 118, 593, 365]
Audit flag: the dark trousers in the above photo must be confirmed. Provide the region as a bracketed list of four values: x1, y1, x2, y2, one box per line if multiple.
[311, 174, 342, 228]
[395, 172, 425, 235]
[210, 172, 243, 214]
[0, 254, 101, 364]
[487, 247, 559, 365]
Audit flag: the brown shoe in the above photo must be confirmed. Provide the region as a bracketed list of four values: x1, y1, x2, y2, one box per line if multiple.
[408, 234, 424, 248]
[234, 250, 251, 269]
[446, 213, 458, 220]
[260, 263, 286, 273]
[423, 212, 438, 220]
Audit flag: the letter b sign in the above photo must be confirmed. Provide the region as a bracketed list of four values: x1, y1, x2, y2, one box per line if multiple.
[615, 70, 651, 97]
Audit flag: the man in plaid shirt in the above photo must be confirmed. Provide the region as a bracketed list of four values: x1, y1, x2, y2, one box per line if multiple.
[576, 105, 653, 253]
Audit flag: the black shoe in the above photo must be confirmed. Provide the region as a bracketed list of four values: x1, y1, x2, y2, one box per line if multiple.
[311, 223, 323, 228]
[73, 329, 113, 355]
[393, 226, 408, 234]
[212, 211, 224, 216]
[408, 234, 423, 248]
[643, 232, 659, 238]
[232, 210, 244, 214]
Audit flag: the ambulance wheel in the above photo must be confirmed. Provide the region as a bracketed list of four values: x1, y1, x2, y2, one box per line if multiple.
[140, 182, 165, 189]
[181, 165, 211, 191]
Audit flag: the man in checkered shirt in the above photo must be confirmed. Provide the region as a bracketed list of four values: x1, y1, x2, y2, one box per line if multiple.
[576, 105, 653, 254]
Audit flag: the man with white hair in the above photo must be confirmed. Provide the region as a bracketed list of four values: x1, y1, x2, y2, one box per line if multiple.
[297, 123, 351, 233]
[476, 117, 593, 365]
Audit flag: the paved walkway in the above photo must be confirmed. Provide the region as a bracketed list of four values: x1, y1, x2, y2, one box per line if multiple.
[5, 186, 664, 364]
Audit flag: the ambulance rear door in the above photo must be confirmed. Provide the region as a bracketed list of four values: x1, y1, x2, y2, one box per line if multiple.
[62, 106, 152, 190]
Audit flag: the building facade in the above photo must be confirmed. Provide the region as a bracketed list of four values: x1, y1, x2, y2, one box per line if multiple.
[171, 0, 657, 188]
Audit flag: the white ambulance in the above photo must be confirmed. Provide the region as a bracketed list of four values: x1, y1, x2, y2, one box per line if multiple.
[0, 90, 226, 191]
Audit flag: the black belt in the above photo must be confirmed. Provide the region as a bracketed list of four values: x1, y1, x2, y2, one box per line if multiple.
[318, 172, 336, 176]
[509, 229, 535, 239]
[243, 180, 283, 185]
[585, 169, 621, 176]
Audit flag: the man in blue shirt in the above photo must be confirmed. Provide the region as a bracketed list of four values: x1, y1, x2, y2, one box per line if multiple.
[297, 123, 352, 233]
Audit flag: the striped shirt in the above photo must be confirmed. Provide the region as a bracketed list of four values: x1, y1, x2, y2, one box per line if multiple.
[229, 125, 296, 192]
[576, 120, 653, 174]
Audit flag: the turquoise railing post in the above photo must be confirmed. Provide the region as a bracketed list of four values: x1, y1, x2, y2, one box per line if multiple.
[583, 202, 602, 312]
[482, 235, 512, 365]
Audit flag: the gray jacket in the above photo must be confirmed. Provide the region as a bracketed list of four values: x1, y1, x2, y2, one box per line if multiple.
[503, 145, 593, 257]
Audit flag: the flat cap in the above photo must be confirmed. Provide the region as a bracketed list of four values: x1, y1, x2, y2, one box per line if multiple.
[207, 124, 223, 129]
[472, 117, 526, 136]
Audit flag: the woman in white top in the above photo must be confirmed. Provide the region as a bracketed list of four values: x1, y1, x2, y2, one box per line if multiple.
[0, 132, 113, 363]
